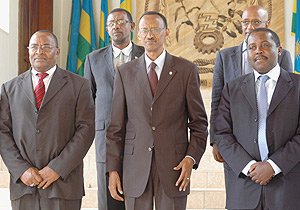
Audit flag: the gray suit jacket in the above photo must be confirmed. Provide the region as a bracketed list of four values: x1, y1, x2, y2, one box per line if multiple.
[210, 43, 293, 144]
[106, 52, 208, 198]
[0, 67, 95, 200]
[84, 43, 144, 163]
[215, 70, 300, 210]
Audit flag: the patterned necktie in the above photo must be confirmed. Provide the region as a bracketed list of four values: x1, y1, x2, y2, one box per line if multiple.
[148, 62, 158, 96]
[257, 75, 270, 161]
[35, 73, 48, 111]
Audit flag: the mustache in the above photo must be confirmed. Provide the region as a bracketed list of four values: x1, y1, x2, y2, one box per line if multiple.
[112, 29, 122, 33]
[146, 37, 155, 41]
[254, 55, 268, 62]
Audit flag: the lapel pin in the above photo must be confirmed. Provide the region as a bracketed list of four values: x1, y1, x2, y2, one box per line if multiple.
[169, 71, 173, 75]
[135, 56, 138, 59]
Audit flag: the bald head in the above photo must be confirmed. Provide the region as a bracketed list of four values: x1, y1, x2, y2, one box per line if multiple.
[241, 5, 269, 39]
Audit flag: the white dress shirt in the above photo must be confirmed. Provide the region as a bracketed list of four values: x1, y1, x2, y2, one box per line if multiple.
[31, 65, 56, 92]
[242, 64, 282, 176]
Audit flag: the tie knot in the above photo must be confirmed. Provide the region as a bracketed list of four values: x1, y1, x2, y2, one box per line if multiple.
[259, 75, 269, 83]
[37, 73, 48, 80]
[150, 62, 156, 70]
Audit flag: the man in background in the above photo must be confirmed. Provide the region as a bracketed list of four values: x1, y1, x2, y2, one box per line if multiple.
[106, 11, 208, 210]
[84, 8, 144, 210]
[0, 30, 95, 210]
[210, 5, 293, 162]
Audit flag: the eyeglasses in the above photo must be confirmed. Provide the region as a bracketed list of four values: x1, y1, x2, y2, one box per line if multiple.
[139, 28, 165, 36]
[107, 19, 130, 27]
[28, 45, 57, 52]
[240, 20, 268, 26]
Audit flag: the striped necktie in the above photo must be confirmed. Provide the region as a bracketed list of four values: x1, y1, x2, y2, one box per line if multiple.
[35, 73, 48, 111]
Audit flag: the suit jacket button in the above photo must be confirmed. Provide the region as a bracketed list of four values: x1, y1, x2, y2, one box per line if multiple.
[152, 126, 156, 131]
[254, 118, 258, 122]
[148, 147, 152, 151]
[254, 139, 257, 143]
[150, 107, 152, 111]
[36, 129, 40, 134]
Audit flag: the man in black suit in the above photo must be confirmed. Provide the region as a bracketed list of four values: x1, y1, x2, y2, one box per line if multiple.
[215, 28, 300, 210]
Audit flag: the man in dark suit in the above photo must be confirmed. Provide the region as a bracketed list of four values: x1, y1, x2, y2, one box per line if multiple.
[210, 5, 293, 162]
[215, 28, 300, 210]
[106, 11, 208, 210]
[84, 8, 144, 210]
[0, 30, 95, 210]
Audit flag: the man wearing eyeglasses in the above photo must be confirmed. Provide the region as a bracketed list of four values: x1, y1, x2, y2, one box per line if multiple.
[210, 5, 293, 163]
[106, 11, 208, 210]
[84, 8, 144, 210]
[0, 30, 95, 210]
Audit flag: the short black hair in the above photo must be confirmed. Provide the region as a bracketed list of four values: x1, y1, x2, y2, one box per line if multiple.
[33, 30, 59, 47]
[139, 11, 168, 29]
[109, 8, 133, 23]
[246, 28, 280, 47]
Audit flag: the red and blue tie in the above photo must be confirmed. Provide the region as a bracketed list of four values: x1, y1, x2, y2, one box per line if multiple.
[34, 73, 48, 111]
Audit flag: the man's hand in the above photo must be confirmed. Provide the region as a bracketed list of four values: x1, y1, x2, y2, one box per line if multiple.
[37, 166, 60, 189]
[173, 157, 194, 192]
[108, 171, 124, 201]
[249, 162, 274, 185]
[212, 142, 225, 163]
[20, 167, 43, 187]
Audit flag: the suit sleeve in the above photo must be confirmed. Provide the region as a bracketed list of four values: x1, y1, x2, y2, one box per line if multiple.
[0, 84, 32, 183]
[214, 84, 254, 177]
[186, 64, 208, 169]
[47, 79, 95, 180]
[279, 49, 293, 73]
[84, 54, 97, 100]
[210, 51, 224, 145]
[106, 67, 126, 173]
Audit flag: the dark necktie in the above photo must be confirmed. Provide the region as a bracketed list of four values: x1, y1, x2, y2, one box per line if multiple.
[148, 62, 158, 96]
[257, 75, 270, 161]
[35, 73, 48, 111]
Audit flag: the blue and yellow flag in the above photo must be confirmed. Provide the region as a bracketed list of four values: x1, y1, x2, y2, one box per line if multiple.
[120, 0, 133, 39]
[77, 0, 96, 76]
[67, 0, 81, 74]
[292, 0, 300, 73]
[99, 0, 110, 48]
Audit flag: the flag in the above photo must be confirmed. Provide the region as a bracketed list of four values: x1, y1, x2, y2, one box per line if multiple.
[120, 0, 133, 39]
[66, 0, 81, 74]
[77, 0, 96, 76]
[99, 0, 110, 48]
[292, 0, 300, 73]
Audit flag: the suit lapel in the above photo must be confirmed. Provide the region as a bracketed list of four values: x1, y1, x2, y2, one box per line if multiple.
[19, 69, 37, 109]
[104, 46, 115, 78]
[268, 70, 293, 116]
[131, 43, 144, 60]
[240, 73, 257, 112]
[153, 52, 177, 104]
[135, 54, 153, 99]
[231, 44, 243, 78]
[41, 67, 67, 109]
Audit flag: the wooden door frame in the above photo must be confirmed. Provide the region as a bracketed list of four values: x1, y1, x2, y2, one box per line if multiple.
[18, 0, 53, 75]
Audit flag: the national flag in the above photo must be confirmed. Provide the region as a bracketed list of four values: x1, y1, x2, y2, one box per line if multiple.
[66, 0, 81, 74]
[99, 0, 110, 48]
[120, 0, 133, 39]
[292, 0, 300, 73]
[77, 0, 96, 76]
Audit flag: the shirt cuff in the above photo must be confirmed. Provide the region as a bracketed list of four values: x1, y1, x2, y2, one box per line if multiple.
[185, 155, 196, 165]
[242, 160, 257, 176]
[267, 159, 281, 175]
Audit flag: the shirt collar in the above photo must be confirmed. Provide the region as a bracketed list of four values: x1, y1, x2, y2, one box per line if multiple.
[145, 49, 166, 70]
[254, 63, 280, 83]
[112, 42, 133, 58]
[31, 65, 57, 77]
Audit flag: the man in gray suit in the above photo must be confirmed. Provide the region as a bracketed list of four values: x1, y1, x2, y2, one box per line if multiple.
[84, 8, 144, 210]
[0, 30, 95, 210]
[215, 28, 300, 210]
[210, 5, 293, 162]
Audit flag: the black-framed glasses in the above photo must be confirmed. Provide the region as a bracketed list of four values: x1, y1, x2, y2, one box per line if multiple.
[107, 19, 130, 27]
[240, 20, 268, 26]
[28, 45, 57, 52]
[139, 28, 165, 36]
